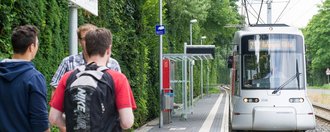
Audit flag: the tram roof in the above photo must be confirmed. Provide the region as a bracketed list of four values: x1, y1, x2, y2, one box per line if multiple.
[237, 24, 303, 36]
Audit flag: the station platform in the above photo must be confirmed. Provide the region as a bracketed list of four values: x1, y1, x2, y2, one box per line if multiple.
[135, 91, 229, 132]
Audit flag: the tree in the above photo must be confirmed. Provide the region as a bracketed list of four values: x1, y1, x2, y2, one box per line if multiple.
[304, 0, 330, 85]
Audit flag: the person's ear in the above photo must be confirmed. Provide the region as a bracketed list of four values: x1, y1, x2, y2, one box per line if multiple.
[105, 47, 110, 55]
[28, 43, 34, 53]
[107, 45, 112, 55]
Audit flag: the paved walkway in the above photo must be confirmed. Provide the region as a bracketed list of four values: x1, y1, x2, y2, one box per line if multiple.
[135, 91, 229, 132]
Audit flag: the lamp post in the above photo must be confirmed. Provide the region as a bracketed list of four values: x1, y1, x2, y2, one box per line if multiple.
[190, 19, 198, 45]
[200, 36, 206, 98]
[201, 36, 206, 45]
[187, 19, 197, 115]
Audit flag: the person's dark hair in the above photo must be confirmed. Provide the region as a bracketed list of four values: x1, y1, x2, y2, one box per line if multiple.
[85, 28, 112, 57]
[11, 25, 39, 54]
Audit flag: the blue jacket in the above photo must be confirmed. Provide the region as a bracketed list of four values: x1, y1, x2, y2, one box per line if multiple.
[0, 60, 49, 132]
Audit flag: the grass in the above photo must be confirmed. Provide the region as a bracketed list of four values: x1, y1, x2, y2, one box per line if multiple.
[208, 87, 221, 94]
[308, 84, 330, 89]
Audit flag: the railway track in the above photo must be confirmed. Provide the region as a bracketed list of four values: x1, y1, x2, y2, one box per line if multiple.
[313, 103, 330, 123]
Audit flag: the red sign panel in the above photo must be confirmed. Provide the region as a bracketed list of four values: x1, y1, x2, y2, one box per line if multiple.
[163, 59, 170, 90]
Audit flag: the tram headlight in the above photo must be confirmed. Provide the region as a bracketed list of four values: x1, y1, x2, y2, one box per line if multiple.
[243, 98, 259, 103]
[243, 98, 248, 102]
[289, 98, 304, 103]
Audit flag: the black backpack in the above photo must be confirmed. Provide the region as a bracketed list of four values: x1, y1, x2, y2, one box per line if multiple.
[64, 63, 121, 132]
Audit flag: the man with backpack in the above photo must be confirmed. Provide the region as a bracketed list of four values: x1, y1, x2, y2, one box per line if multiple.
[50, 24, 121, 97]
[49, 28, 136, 131]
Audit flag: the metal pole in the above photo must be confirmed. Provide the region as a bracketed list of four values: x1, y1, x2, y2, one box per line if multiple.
[200, 37, 207, 98]
[190, 24, 192, 45]
[188, 21, 192, 113]
[200, 38, 203, 98]
[207, 61, 210, 95]
[188, 20, 196, 111]
[159, 0, 163, 128]
[182, 60, 184, 112]
[201, 38, 203, 98]
[189, 19, 197, 45]
[183, 42, 188, 119]
[190, 60, 194, 113]
[267, 0, 272, 24]
[69, 3, 78, 55]
[201, 60, 203, 98]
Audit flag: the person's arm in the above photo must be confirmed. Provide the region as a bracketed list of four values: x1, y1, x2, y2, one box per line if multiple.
[28, 74, 50, 132]
[118, 108, 134, 129]
[49, 72, 71, 132]
[49, 107, 66, 132]
[111, 71, 136, 129]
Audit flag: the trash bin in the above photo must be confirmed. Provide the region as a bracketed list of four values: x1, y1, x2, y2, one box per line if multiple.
[162, 89, 174, 110]
[162, 89, 173, 124]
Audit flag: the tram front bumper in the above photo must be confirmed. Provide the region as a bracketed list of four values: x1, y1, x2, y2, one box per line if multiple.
[253, 107, 297, 130]
[232, 106, 301, 131]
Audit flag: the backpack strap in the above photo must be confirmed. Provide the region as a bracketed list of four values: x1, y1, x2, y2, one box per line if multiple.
[65, 64, 89, 88]
[66, 68, 81, 89]
[102, 69, 114, 91]
[97, 66, 109, 72]
[85, 62, 99, 70]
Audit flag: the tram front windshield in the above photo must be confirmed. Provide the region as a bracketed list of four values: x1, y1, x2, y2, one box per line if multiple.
[242, 34, 304, 90]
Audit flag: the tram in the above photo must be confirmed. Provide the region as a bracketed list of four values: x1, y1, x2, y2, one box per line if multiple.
[228, 24, 316, 131]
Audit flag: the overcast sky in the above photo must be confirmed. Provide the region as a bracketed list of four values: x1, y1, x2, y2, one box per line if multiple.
[237, 0, 323, 28]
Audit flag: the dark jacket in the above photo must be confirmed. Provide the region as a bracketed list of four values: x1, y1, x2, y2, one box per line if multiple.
[0, 60, 49, 132]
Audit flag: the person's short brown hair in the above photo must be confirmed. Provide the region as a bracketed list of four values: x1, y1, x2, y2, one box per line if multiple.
[85, 28, 112, 57]
[11, 25, 39, 54]
[77, 24, 97, 40]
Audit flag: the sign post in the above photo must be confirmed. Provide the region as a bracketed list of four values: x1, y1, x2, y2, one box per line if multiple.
[326, 68, 330, 84]
[158, 0, 163, 128]
[68, 0, 98, 55]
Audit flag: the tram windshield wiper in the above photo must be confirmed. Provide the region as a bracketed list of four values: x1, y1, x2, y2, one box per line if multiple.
[272, 72, 301, 94]
[296, 60, 300, 90]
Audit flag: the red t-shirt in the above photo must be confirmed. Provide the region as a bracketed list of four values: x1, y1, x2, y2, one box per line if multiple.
[50, 70, 137, 112]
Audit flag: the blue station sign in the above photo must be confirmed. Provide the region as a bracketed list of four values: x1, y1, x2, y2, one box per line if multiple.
[155, 25, 165, 35]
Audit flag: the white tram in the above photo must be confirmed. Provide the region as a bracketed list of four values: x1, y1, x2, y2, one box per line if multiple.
[228, 24, 316, 131]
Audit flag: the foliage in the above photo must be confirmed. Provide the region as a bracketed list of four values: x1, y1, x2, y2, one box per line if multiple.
[304, 0, 330, 85]
[208, 87, 221, 94]
[0, 0, 240, 128]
